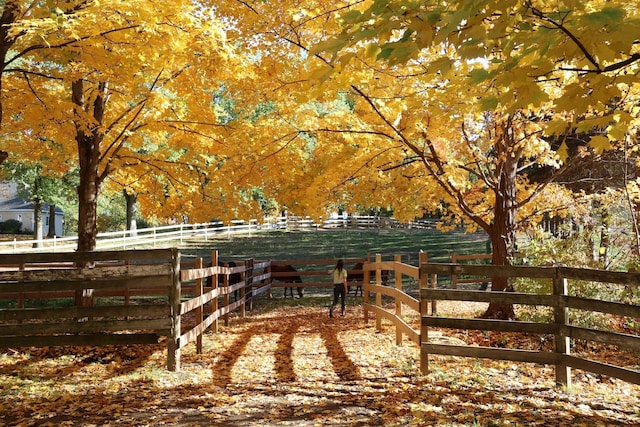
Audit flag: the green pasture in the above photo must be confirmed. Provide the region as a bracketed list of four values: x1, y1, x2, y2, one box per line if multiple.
[0, 229, 490, 310]
[180, 228, 491, 264]
[179, 228, 491, 304]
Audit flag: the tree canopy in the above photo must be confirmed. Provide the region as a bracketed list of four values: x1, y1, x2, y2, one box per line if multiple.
[1, 0, 639, 267]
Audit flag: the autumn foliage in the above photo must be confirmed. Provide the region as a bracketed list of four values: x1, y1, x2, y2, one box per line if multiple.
[2, 0, 640, 255]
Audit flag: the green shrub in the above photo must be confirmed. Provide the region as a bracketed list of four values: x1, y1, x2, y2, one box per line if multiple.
[0, 219, 23, 234]
[515, 232, 634, 331]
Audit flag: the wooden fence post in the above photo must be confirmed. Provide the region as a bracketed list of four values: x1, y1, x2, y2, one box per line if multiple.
[431, 265, 438, 316]
[240, 260, 246, 318]
[553, 271, 571, 387]
[363, 255, 371, 323]
[246, 258, 254, 312]
[450, 252, 458, 289]
[222, 259, 230, 326]
[212, 251, 219, 333]
[419, 251, 429, 375]
[395, 254, 403, 345]
[266, 260, 273, 299]
[195, 257, 203, 354]
[167, 248, 181, 371]
[375, 253, 382, 332]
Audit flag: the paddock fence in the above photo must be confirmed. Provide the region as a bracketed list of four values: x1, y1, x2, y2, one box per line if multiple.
[0, 215, 441, 254]
[0, 249, 276, 371]
[363, 256, 640, 386]
[0, 250, 383, 371]
[2, 249, 638, 385]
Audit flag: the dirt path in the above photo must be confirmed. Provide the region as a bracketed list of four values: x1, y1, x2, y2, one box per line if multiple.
[1, 305, 639, 426]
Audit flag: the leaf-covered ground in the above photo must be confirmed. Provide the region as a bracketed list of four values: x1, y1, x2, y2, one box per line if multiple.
[1, 301, 639, 426]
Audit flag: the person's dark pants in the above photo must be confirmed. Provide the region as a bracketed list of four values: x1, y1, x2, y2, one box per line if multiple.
[330, 284, 346, 316]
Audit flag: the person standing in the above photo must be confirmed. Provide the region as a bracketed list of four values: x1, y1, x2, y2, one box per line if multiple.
[329, 259, 348, 318]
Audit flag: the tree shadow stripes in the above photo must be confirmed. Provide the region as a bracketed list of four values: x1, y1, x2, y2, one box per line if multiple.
[319, 324, 361, 382]
[209, 310, 361, 386]
[211, 329, 254, 387]
[274, 324, 298, 383]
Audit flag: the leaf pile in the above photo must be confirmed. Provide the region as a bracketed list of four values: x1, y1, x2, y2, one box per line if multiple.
[1, 302, 639, 426]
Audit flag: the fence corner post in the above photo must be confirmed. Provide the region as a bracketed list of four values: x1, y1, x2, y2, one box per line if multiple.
[419, 251, 429, 375]
[553, 272, 571, 387]
[375, 253, 382, 332]
[167, 248, 181, 371]
[195, 257, 203, 354]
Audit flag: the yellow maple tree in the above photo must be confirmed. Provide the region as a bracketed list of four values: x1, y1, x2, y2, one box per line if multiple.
[204, 0, 640, 317]
[2, 1, 256, 250]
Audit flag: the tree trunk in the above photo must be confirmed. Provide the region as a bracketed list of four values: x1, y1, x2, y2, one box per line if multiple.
[124, 190, 138, 235]
[72, 78, 108, 307]
[0, 2, 19, 132]
[481, 137, 518, 320]
[73, 78, 107, 253]
[76, 163, 99, 252]
[32, 199, 43, 248]
[47, 204, 57, 238]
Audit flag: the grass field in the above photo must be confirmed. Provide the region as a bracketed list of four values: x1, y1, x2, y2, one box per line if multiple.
[180, 228, 491, 264]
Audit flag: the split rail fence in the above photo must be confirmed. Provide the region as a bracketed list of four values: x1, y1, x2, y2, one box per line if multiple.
[361, 256, 640, 387]
[1, 249, 639, 386]
[0, 250, 368, 371]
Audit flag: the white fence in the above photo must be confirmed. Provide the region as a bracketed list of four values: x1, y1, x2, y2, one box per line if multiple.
[0, 221, 259, 254]
[0, 215, 440, 254]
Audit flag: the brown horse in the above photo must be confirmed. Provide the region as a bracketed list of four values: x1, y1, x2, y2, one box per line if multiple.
[349, 262, 389, 296]
[265, 264, 304, 298]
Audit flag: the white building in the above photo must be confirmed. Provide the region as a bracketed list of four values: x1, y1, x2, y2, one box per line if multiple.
[0, 181, 64, 236]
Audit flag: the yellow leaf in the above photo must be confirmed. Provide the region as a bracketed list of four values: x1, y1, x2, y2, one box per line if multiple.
[308, 63, 334, 83]
[589, 135, 610, 155]
[365, 43, 381, 60]
[556, 142, 569, 162]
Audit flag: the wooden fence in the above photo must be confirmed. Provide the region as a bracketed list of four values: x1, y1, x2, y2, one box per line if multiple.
[0, 249, 273, 371]
[0, 215, 442, 254]
[0, 249, 182, 369]
[362, 256, 640, 386]
[362, 253, 425, 345]
[3, 249, 638, 385]
[0, 251, 369, 371]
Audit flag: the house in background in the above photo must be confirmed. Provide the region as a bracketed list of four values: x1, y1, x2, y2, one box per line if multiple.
[0, 181, 64, 236]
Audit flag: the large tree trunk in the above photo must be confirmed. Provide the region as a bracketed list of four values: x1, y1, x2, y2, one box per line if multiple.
[73, 78, 107, 253]
[72, 78, 108, 306]
[47, 204, 57, 238]
[482, 138, 518, 320]
[124, 190, 138, 235]
[32, 198, 44, 248]
[77, 163, 99, 252]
